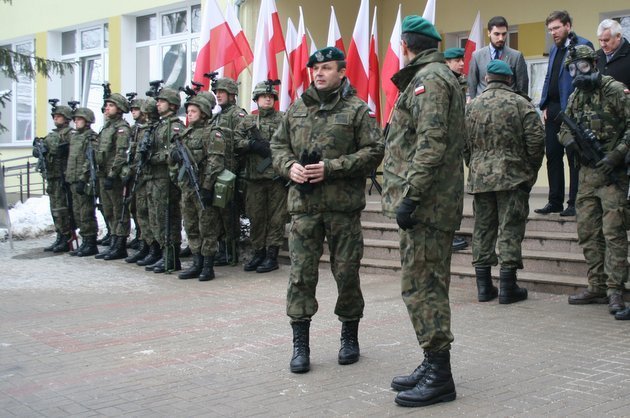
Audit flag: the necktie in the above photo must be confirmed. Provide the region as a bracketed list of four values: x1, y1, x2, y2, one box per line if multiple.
[494, 49, 501, 60]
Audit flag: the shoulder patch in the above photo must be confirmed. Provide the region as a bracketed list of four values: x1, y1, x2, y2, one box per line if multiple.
[173, 127, 181, 132]
[215, 131, 223, 138]
[117, 128, 125, 134]
[625, 88, 630, 94]
[238, 112, 246, 118]
[414, 85, 426, 95]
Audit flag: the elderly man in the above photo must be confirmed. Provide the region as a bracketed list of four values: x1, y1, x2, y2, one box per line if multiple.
[596, 19, 630, 88]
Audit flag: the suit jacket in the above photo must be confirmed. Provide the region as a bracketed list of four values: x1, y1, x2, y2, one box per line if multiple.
[467, 45, 529, 98]
[539, 35, 593, 111]
[596, 37, 630, 88]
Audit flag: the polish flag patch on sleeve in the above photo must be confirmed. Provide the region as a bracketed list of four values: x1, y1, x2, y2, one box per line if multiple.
[414, 85, 426, 95]
[624, 88, 630, 94]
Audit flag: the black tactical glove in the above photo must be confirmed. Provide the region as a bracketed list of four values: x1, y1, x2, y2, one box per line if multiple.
[199, 188, 214, 206]
[75, 181, 86, 195]
[249, 140, 271, 158]
[169, 147, 182, 164]
[596, 157, 615, 176]
[104, 176, 114, 190]
[396, 197, 419, 231]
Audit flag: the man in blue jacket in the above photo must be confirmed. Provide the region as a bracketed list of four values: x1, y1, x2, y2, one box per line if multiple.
[536, 10, 593, 217]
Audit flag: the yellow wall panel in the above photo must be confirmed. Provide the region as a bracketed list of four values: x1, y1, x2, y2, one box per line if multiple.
[108, 16, 122, 92]
[35, 32, 48, 138]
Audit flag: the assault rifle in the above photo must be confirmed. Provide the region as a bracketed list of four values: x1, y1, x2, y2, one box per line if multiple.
[172, 133, 205, 209]
[32, 137, 48, 179]
[85, 134, 99, 206]
[247, 125, 272, 173]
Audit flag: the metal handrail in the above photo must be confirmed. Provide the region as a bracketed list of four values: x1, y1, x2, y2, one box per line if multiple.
[1, 155, 46, 203]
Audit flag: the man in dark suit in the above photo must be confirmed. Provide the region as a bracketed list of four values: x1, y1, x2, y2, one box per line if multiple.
[596, 19, 630, 88]
[468, 16, 529, 99]
[536, 10, 593, 217]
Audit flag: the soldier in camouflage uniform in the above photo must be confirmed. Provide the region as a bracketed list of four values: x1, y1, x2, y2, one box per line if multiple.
[465, 60, 545, 304]
[95, 93, 132, 260]
[124, 98, 146, 250]
[235, 81, 286, 273]
[271, 47, 384, 374]
[558, 45, 630, 316]
[170, 94, 225, 281]
[66, 107, 99, 257]
[381, 16, 464, 407]
[211, 77, 247, 266]
[34, 102, 74, 252]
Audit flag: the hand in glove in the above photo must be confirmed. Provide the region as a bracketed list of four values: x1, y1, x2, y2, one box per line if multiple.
[596, 157, 615, 176]
[169, 147, 182, 164]
[75, 181, 86, 195]
[249, 140, 271, 158]
[396, 197, 419, 231]
[103, 176, 115, 190]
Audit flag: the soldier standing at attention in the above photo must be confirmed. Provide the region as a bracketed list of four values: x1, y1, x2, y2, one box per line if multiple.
[95, 93, 132, 260]
[271, 47, 383, 374]
[171, 93, 225, 281]
[124, 97, 145, 251]
[34, 101, 74, 252]
[465, 60, 545, 304]
[211, 78, 247, 266]
[558, 45, 630, 317]
[381, 16, 464, 407]
[66, 107, 99, 257]
[235, 81, 286, 273]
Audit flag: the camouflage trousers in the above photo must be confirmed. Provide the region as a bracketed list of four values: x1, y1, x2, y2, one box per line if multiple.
[244, 179, 288, 249]
[146, 177, 181, 248]
[181, 189, 220, 257]
[399, 225, 454, 352]
[134, 180, 152, 243]
[46, 177, 71, 234]
[472, 189, 529, 269]
[286, 211, 365, 322]
[98, 176, 130, 237]
[70, 182, 97, 237]
[576, 167, 629, 295]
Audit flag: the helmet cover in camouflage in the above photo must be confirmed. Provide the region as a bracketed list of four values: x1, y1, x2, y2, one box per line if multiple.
[51, 105, 73, 120]
[185, 95, 212, 117]
[141, 97, 159, 119]
[565, 45, 596, 67]
[130, 98, 145, 110]
[156, 87, 182, 108]
[105, 93, 130, 113]
[252, 81, 279, 101]
[196, 91, 218, 112]
[212, 77, 239, 95]
[73, 107, 95, 124]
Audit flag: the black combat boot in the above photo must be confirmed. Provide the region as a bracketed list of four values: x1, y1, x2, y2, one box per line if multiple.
[395, 350, 456, 407]
[290, 321, 310, 373]
[52, 233, 72, 253]
[256, 245, 279, 273]
[97, 230, 111, 246]
[499, 267, 528, 304]
[69, 237, 87, 256]
[391, 352, 429, 391]
[153, 246, 181, 273]
[104, 236, 128, 260]
[137, 242, 161, 266]
[95, 236, 116, 259]
[475, 266, 498, 302]
[179, 245, 192, 257]
[214, 240, 229, 266]
[44, 232, 62, 252]
[244, 247, 266, 271]
[125, 240, 149, 263]
[179, 254, 203, 279]
[338, 320, 360, 365]
[77, 235, 99, 257]
[199, 255, 216, 281]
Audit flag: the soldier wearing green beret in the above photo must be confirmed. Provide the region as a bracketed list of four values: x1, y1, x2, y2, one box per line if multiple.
[381, 15, 462, 407]
[272, 46, 384, 374]
[465, 59, 544, 305]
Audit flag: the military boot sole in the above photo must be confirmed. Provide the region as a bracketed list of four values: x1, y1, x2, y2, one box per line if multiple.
[568, 295, 608, 305]
[290, 359, 310, 374]
[338, 353, 360, 365]
[256, 264, 279, 273]
[478, 287, 498, 302]
[395, 389, 456, 407]
[499, 290, 528, 305]
[104, 252, 128, 261]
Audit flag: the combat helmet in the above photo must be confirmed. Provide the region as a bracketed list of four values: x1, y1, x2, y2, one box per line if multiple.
[51, 105, 73, 120]
[185, 95, 212, 118]
[129, 98, 146, 110]
[212, 78, 239, 95]
[105, 93, 130, 113]
[73, 107, 95, 124]
[196, 91, 218, 112]
[252, 81, 279, 101]
[141, 97, 159, 120]
[565, 45, 596, 67]
[156, 87, 182, 108]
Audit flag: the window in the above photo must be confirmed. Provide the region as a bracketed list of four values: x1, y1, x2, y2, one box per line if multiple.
[0, 40, 35, 146]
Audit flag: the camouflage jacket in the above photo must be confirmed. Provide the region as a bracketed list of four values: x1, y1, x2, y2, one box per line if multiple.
[382, 50, 465, 232]
[42, 125, 72, 179]
[66, 127, 97, 184]
[271, 78, 384, 215]
[211, 103, 247, 172]
[234, 108, 284, 180]
[149, 115, 185, 180]
[465, 82, 544, 193]
[95, 116, 130, 179]
[168, 120, 225, 192]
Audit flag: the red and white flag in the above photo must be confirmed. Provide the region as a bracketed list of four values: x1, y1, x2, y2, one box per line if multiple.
[327, 6, 346, 53]
[292, 7, 310, 98]
[381, 4, 403, 125]
[367, 7, 381, 123]
[251, 0, 286, 111]
[308, 29, 317, 54]
[193, 0, 243, 90]
[464, 11, 483, 75]
[422, 0, 436, 24]
[346, 0, 370, 102]
[220, 1, 254, 80]
[280, 18, 297, 112]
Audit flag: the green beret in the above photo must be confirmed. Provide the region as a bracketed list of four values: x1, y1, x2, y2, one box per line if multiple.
[307, 47, 346, 68]
[487, 59, 513, 76]
[444, 47, 465, 59]
[401, 15, 442, 41]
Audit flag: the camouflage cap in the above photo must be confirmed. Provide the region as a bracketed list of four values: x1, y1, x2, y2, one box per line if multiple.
[105, 93, 130, 113]
[73, 107, 95, 124]
[185, 95, 212, 117]
[307, 46, 345, 68]
[51, 105, 73, 120]
[487, 59, 513, 76]
[252, 81, 279, 101]
[212, 78, 239, 95]
[156, 87, 182, 108]
[401, 15, 442, 41]
[444, 47, 465, 59]
[565, 45, 596, 67]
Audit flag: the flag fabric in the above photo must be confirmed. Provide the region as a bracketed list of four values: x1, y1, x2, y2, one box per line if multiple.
[346, 0, 370, 103]
[251, 0, 286, 111]
[193, 0, 243, 90]
[280, 18, 297, 112]
[422, 0, 436, 24]
[367, 7, 381, 123]
[327, 6, 346, 53]
[381, 4, 403, 125]
[292, 7, 310, 98]
[464, 11, 483, 75]
[221, 1, 254, 80]
[307, 29, 317, 54]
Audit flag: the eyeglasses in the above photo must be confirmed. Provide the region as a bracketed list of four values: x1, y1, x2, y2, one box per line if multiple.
[567, 60, 592, 77]
[548, 25, 564, 33]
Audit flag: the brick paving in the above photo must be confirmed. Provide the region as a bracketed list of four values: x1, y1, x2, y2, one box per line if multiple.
[1, 236, 629, 417]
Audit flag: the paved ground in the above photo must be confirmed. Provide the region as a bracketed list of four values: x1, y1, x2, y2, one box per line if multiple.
[1, 236, 629, 417]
